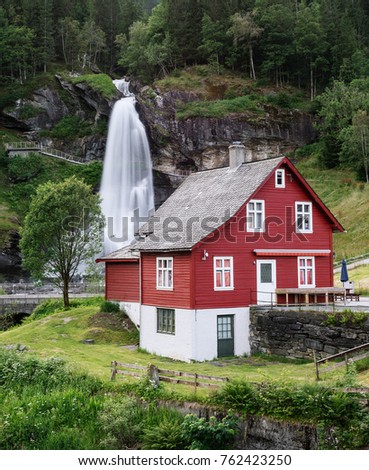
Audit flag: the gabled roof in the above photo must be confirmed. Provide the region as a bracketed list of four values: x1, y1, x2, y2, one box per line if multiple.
[135, 156, 285, 251]
[99, 156, 344, 258]
[96, 244, 140, 262]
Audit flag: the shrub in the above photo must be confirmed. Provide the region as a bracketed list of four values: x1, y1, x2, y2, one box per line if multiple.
[142, 418, 186, 450]
[100, 300, 120, 313]
[48, 115, 91, 140]
[180, 414, 239, 450]
[29, 299, 64, 320]
[98, 397, 145, 449]
[7, 153, 43, 182]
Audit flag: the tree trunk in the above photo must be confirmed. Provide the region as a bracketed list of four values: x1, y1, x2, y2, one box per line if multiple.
[63, 276, 70, 308]
[249, 44, 256, 80]
[310, 62, 314, 101]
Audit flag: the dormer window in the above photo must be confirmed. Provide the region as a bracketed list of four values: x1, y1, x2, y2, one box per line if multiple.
[275, 169, 285, 188]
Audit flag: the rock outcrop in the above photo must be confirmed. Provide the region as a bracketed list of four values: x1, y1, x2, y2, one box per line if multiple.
[137, 86, 317, 173]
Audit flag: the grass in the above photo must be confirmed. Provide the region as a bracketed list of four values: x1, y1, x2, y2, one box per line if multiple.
[155, 66, 312, 119]
[1, 299, 368, 395]
[334, 264, 369, 293]
[176, 95, 264, 120]
[69, 74, 117, 100]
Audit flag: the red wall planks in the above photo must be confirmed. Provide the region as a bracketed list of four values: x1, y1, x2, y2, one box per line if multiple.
[141, 252, 192, 308]
[106, 262, 140, 302]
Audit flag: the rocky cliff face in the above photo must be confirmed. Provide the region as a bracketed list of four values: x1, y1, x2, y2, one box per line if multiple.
[1, 75, 316, 171]
[137, 87, 317, 173]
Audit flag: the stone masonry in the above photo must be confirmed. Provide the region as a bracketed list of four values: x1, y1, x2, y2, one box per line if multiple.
[250, 307, 369, 359]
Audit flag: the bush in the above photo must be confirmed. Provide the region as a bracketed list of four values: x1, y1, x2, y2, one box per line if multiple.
[142, 418, 186, 450]
[181, 414, 239, 450]
[100, 300, 120, 313]
[7, 153, 43, 182]
[48, 115, 91, 140]
[98, 397, 145, 449]
[29, 299, 64, 320]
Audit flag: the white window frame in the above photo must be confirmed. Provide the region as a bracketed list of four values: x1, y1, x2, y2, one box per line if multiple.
[157, 308, 175, 335]
[275, 169, 285, 188]
[295, 201, 313, 233]
[156, 257, 173, 290]
[214, 256, 234, 291]
[298, 257, 315, 288]
[247, 199, 265, 232]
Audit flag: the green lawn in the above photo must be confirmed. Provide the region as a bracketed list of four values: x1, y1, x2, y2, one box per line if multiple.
[334, 264, 369, 294]
[1, 300, 367, 397]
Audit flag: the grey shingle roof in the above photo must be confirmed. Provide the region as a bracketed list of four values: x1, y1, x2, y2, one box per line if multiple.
[135, 157, 284, 251]
[97, 243, 140, 261]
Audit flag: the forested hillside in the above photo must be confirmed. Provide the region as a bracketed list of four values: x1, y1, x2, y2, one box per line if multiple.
[1, 0, 369, 177]
[1, 0, 369, 268]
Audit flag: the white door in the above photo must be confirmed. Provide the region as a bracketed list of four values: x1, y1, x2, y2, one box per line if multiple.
[257, 260, 277, 305]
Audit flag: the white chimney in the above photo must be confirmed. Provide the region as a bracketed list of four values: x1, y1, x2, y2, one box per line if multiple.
[229, 142, 247, 169]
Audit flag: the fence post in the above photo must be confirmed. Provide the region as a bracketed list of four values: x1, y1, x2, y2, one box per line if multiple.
[345, 353, 349, 371]
[313, 350, 320, 381]
[110, 361, 117, 381]
[148, 364, 160, 388]
[194, 373, 198, 395]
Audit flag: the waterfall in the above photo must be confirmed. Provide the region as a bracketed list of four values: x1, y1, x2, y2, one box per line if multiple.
[100, 79, 155, 255]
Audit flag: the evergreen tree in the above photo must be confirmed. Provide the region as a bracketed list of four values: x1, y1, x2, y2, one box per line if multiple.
[294, 1, 327, 100]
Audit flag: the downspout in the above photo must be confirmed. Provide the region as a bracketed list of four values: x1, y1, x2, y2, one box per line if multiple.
[139, 255, 142, 336]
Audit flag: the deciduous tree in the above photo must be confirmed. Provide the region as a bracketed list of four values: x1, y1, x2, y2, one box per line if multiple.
[20, 177, 104, 307]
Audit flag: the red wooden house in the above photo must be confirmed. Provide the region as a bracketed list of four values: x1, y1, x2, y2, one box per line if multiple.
[97, 144, 344, 361]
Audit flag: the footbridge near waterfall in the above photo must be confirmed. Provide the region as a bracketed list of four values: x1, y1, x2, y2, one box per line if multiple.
[4, 142, 192, 180]
[4, 142, 85, 165]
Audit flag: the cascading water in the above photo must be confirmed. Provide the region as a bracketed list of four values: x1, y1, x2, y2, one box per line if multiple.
[100, 79, 155, 255]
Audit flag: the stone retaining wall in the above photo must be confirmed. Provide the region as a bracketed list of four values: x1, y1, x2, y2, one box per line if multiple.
[159, 400, 318, 450]
[250, 307, 369, 359]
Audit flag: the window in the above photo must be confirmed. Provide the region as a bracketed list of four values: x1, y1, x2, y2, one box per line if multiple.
[214, 257, 234, 290]
[247, 200, 265, 232]
[157, 308, 175, 335]
[156, 257, 173, 289]
[295, 202, 313, 233]
[275, 169, 285, 188]
[298, 257, 315, 287]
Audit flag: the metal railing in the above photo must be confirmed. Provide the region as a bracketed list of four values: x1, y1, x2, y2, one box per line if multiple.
[5, 142, 85, 165]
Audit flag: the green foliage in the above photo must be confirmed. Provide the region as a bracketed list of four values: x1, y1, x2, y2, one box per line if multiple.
[98, 396, 146, 449]
[180, 413, 239, 450]
[44, 115, 92, 140]
[29, 299, 65, 321]
[7, 153, 43, 182]
[0, 350, 104, 449]
[0, 311, 28, 331]
[100, 300, 120, 314]
[70, 74, 117, 100]
[212, 380, 362, 426]
[20, 177, 104, 306]
[177, 95, 264, 120]
[18, 103, 40, 120]
[142, 418, 187, 450]
[325, 309, 368, 327]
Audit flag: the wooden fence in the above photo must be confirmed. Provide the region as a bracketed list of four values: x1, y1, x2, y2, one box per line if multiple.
[314, 342, 369, 381]
[110, 361, 229, 392]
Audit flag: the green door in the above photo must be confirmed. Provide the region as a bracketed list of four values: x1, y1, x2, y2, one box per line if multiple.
[217, 315, 234, 358]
